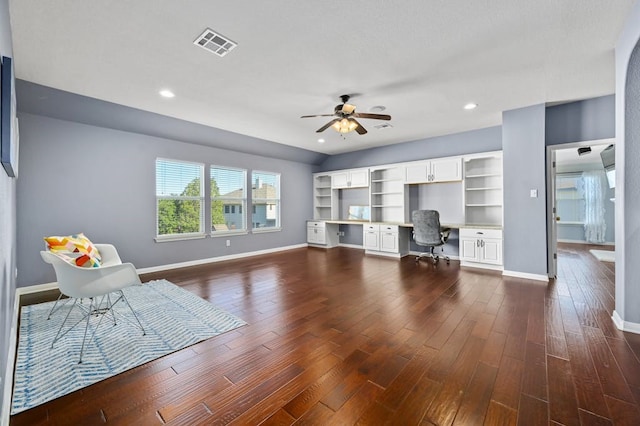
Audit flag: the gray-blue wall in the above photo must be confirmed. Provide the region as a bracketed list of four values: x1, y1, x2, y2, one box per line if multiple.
[615, 0, 640, 326]
[0, 0, 15, 408]
[546, 95, 616, 145]
[318, 126, 502, 171]
[16, 113, 315, 287]
[502, 104, 548, 276]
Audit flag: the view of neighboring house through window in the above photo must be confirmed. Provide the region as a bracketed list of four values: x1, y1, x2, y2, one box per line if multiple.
[251, 171, 280, 230]
[156, 158, 205, 238]
[211, 165, 247, 233]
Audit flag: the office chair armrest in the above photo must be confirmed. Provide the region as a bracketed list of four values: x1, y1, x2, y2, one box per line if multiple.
[440, 227, 451, 243]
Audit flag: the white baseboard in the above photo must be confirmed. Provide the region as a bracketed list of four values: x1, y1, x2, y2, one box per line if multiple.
[557, 239, 615, 246]
[612, 310, 640, 334]
[136, 243, 308, 274]
[338, 243, 363, 250]
[502, 270, 549, 282]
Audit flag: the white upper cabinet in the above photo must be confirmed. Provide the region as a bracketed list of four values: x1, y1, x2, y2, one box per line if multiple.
[431, 158, 462, 182]
[332, 168, 369, 188]
[405, 158, 462, 184]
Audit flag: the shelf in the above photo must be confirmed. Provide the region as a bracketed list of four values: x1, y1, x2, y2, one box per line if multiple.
[371, 191, 404, 196]
[372, 205, 404, 208]
[371, 178, 403, 183]
[466, 203, 502, 207]
[315, 194, 332, 198]
[465, 173, 501, 178]
[315, 206, 331, 209]
[465, 187, 502, 191]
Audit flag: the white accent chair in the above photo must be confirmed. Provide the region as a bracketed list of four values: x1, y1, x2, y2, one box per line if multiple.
[40, 244, 145, 363]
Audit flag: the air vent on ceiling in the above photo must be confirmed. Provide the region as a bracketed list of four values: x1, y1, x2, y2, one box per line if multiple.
[194, 28, 237, 57]
[374, 123, 393, 130]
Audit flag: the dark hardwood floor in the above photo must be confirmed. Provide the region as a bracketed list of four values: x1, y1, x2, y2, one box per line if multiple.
[11, 243, 640, 425]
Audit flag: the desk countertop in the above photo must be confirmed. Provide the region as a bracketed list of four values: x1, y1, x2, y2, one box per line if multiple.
[318, 220, 502, 230]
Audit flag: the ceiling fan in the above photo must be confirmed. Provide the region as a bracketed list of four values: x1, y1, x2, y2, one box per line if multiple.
[301, 95, 391, 135]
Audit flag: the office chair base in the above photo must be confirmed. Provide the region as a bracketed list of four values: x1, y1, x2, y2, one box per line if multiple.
[415, 251, 450, 265]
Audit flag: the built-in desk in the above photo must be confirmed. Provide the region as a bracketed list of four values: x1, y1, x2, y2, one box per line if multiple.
[308, 220, 503, 269]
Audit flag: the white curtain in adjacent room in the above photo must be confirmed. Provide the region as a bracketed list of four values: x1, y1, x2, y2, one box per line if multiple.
[581, 170, 607, 243]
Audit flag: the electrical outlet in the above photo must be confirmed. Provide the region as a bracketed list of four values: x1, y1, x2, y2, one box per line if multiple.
[338, 231, 345, 237]
[226, 239, 231, 247]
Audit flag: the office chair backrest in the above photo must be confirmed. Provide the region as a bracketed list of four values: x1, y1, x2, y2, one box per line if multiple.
[412, 210, 443, 245]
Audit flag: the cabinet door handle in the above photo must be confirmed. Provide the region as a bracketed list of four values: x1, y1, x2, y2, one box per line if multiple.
[481, 240, 485, 247]
[477, 239, 480, 247]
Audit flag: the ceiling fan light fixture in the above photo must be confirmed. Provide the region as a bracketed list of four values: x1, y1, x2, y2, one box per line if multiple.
[332, 118, 358, 134]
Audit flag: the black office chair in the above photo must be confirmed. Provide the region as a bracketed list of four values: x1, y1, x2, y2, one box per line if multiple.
[412, 210, 451, 264]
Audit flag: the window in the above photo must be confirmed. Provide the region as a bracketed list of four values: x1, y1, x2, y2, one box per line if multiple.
[556, 173, 585, 223]
[211, 166, 247, 233]
[251, 171, 280, 231]
[156, 159, 204, 239]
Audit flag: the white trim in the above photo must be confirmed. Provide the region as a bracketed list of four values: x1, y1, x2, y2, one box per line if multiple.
[557, 239, 615, 246]
[136, 243, 307, 274]
[461, 262, 503, 272]
[2, 289, 21, 426]
[15, 281, 58, 295]
[612, 310, 640, 334]
[338, 243, 363, 250]
[251, 227, 282, 234]
[502, 270, 549, 282]
[154, 233, 207, 243]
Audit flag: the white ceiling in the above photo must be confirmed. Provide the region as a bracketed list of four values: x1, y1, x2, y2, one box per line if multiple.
[8, 0, 636, 155]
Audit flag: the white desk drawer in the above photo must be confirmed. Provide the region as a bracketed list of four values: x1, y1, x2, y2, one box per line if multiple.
[307, 221, 325, 229]
[380, 224, 399, 233]
[459, 228, 502, 239]
[363, 224, 380, 232]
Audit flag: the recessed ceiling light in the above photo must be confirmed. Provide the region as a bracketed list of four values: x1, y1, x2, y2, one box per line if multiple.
[464, 103, 478, 110]
[159, 89, 175, 98]
[370, 105, 386, 112]
[317, 138, 325, 144]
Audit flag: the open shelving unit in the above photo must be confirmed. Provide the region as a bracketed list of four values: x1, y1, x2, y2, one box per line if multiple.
[313, 174, 334, 220]
[369, 166, 408, 223]
[464, 155, 503, 225]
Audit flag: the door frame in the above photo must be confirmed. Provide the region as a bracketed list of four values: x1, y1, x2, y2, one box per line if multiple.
[546, 138, 615, 278]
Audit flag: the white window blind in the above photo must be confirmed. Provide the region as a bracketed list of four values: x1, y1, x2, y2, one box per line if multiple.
[211, 166, 247, 233]
[251, 171, 280, 230]
[156, 158, 205, 238]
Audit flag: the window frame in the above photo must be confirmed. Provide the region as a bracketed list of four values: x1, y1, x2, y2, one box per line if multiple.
[155, 158, 206, 242]
[210, 165, 248, 236]
[251, 170, 281, 233]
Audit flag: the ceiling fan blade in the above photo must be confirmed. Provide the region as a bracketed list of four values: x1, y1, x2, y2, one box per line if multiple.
[316, 119, 339, 133]
[301, 114, 335, 118]
[352, 112, 391, 120]
[350, 118, 368, 135]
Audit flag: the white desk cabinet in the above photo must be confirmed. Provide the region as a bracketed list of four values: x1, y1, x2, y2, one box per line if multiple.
[332, 168, 369, 188]
[379, 225, 400, 253]
[405, 158, 462, 184]
[307, 221, 339, 248]
[363, 224, 380, 251]
[459, 228, 503, 269]
[363, 224, 408, 257]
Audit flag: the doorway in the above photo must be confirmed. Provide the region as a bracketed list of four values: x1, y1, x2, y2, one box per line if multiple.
[546, 139, 615, 278]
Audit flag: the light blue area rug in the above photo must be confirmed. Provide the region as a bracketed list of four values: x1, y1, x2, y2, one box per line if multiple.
[11, 279, 247, 414]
